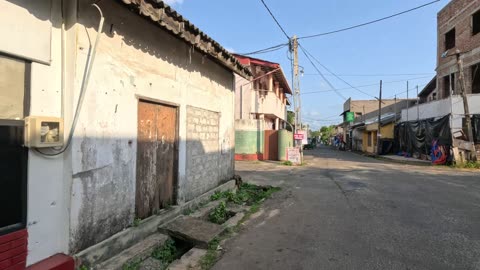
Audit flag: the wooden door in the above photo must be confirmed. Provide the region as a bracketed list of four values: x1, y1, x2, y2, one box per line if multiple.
[136, 101, 177, 219]
[264, 130, 279, 161]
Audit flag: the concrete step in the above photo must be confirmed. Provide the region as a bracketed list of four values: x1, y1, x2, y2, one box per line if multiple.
[159, 216, 224, 249]
[95, 233, 169, 270]
[168, 248, 207, 270]
[138, 257, 166, 270]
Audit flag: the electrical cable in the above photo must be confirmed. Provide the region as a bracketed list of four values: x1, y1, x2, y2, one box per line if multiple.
[298, 0, 441, 40]
[300, 44, 380, 99]
[301, 76, 432, 95]
[298, 46, 347, 101]
[303, 72, 435, 77]
[259, 0, 290, 39]
[238, 43, 289, 56]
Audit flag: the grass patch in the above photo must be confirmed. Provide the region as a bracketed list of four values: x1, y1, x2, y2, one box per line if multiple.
[200, 237, 221, 270]
[200, 183, 281, 269]
[282, 161, 293, 166]
[151, 238, 177, 268]
[210, 184, 280, 206]
[454, 161, 480, 169]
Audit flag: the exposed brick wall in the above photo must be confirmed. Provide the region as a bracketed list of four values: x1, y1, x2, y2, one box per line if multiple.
[437, 0, 480, 98]
[185, 106, 226, 201]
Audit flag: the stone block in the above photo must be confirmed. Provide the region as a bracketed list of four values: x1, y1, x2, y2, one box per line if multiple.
[159, 216, 224, 248]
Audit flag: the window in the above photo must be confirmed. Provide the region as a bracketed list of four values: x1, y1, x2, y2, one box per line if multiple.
[445, 28, 456, 50]
[472, 64, 480, 94]
[367, 132, 372, 147]
[443, 74, 455, 98]
[0, 54, 29, 236]
[473, 10, 480, 36]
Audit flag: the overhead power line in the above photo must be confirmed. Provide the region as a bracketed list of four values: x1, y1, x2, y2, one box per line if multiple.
[303, 72, 435, 77]
[298, 0, 441, 40]
[244, 0, 441, 54]
[298, 46, 347, 101]
[301, 76, 432, 95]
[238, 43, 289, 56]
[259, 0, 290, 39]
[300, 44, 379, 99]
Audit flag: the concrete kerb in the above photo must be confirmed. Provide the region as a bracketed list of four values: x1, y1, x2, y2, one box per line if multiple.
[74, 180, 237, 268]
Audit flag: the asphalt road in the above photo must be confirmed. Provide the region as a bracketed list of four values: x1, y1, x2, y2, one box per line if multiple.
[213, 146, 480, 270]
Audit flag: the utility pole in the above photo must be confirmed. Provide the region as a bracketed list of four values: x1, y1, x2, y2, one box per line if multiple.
[456, 51, 476, 161]
[417, 85, 420, 121]
[406, 81, 409, 121]
[377, 80, 383, 155]
[394, 95, 397, 125]
[291, 35, 301, 146]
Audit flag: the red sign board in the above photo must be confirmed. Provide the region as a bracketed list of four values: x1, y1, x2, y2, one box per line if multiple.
[294, 133, 304, 140]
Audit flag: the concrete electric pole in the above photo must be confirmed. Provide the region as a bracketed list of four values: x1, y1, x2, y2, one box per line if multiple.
[291, 35, 301, 144]
[456, 51, 476, 161]
[377, 80, 383, 155]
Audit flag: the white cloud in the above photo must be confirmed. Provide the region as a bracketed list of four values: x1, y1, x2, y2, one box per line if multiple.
[224, 47, 236, 53]
[163, 0, 184, 5]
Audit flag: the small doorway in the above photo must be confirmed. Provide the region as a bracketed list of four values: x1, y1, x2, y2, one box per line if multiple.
[136, 100, 178, 219]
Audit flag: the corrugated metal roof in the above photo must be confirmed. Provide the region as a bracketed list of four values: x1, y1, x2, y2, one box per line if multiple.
[119, 0, 252, 79]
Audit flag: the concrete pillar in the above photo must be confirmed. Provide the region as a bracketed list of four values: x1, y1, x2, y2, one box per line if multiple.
[275, 118, 280, 130]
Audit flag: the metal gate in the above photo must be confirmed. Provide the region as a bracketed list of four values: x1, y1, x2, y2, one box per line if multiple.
[136, 100, 178, 219]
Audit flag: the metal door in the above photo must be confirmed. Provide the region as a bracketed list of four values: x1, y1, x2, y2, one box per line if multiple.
[136, 100, 177, 219]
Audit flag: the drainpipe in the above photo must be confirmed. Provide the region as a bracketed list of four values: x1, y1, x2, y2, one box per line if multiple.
[37, 4, 104, 156]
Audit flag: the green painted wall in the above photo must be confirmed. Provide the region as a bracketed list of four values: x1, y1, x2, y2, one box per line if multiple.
[278, 130, 293, 161]
[235, 130, 264, 154]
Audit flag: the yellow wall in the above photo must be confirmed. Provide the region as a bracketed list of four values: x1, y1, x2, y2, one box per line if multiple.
[362, 122, 395, 153]
[381, 123, 395, 139]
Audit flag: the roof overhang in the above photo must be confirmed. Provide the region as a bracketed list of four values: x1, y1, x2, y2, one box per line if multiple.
[233, 54, 292, 95]
[119, 0, 252, 79]
[418, 76, 437, 97]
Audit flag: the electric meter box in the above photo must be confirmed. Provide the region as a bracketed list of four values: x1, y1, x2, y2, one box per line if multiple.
[24, 116, 64, 148]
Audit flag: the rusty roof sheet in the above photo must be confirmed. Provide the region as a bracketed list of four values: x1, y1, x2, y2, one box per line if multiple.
[119, 0, 252, 79]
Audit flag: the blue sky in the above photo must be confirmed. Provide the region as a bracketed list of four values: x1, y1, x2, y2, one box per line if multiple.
[168, 0, 449, 129]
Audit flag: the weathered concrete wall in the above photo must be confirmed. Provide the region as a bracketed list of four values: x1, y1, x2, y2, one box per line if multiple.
[235, 74, 254, 120]
[234, 73, 287, 121]
[68, 0, 235, 254]
[0, 0, 237, 263]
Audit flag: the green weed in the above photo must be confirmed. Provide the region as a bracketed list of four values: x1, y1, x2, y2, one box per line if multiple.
[152, 239, 177, 266]
[208, 202, 228, 224]
[122, 260, 141, 270]
[133, 218, 141, 227]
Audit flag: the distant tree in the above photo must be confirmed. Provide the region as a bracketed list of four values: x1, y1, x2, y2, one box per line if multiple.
[287, 111, 295, 125]
[320, 125, 336, 144]
[286, 111, 295, 131]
